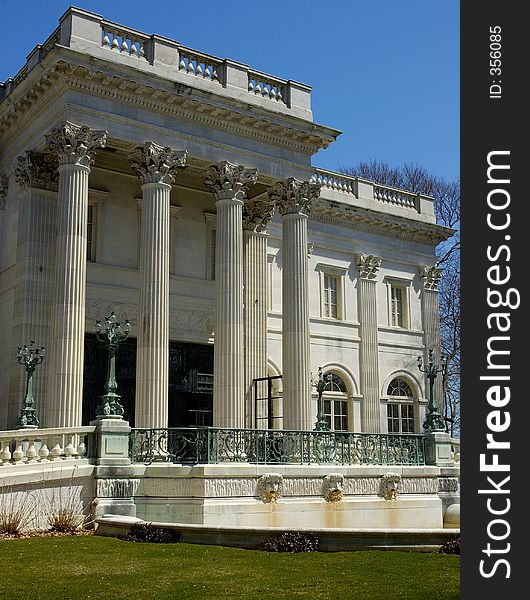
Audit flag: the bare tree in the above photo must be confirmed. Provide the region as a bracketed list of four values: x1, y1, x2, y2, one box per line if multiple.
[341, 160, 460, 436]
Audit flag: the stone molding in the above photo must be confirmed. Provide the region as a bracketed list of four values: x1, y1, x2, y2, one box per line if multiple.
[311, 198, 451, 245]
[202, 161, 258, 202]
[45, 121, 107, 167]
[128, 141, 187, 185]
[419, 265, 443, 291]
[355, 253, 382, 280]
[0, 61, 334, 154]
[14, 150, 59, 191]
[268, 177, 321, 216]
[242, 198, 274, 232]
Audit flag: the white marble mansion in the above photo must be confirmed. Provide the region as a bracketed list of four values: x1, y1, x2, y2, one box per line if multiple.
[0, 6, 452, 437]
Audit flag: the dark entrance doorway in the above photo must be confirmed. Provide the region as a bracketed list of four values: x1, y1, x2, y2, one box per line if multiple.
[169, 342, 214, 427]
[83, 336, 214, 427]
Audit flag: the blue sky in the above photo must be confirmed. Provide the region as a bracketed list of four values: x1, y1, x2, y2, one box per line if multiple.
[0, 0, 459, 182]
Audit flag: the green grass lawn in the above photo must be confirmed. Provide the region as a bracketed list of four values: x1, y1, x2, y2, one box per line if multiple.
[0, 535, 459, 600]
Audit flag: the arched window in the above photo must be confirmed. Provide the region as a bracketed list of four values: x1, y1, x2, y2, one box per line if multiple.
[386, 377, 415, 433]
[323, 371, 348, 431]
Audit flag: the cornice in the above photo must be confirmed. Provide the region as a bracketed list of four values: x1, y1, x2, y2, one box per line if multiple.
[310, 198, 453, 246]
[0, 58, 334, 154]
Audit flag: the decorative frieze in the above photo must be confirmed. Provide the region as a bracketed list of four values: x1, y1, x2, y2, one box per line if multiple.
[268, 177, 321, 216]
[438, 476, 459, 493]
[128, 142, 187, 184]
[355, 253, 382, 280]
[14, 151, 59, 191]
[45, 122, 107, 167]
[96, 478, 140, 498]
[202, 161, 258, 200]
[419, 265, 443, 291]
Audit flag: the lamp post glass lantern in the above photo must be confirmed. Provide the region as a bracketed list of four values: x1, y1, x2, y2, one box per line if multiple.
[16, 341, 45, 429]
[417, 348, 446, 431]
[95, 311, 130, 418]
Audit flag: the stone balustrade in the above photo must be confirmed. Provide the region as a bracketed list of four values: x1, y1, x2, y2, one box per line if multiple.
[177, 46, 223, 83]
[101, 20, 149, 60]
[311, 168, 436, 219]
[0, 7, 312, 117]
[248, 70, 286, 104]
[0, 426, 95, 466]
[373, 183, 419, 210]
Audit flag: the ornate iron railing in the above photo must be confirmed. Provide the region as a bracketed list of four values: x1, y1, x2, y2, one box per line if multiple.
[129, 427, 425, 466]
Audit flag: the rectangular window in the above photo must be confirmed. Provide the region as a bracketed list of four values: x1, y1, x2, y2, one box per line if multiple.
[87, 204, 96, 262]
[387, 404, 400, 433]
[333, 399, 348, 431]
[387, 403, 415, 433]
[323, 274, 339, 318]
[391, 285, 403, 327]
[401, 404, 415, 433]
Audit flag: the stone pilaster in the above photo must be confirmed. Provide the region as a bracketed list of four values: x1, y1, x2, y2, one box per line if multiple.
[129, 142, 187, 429]
[45, 123, 107, 427]
[419, 265, 444, 418]
[269, 178, 320, 430]
[355, 253, 382, 433]
[7, 152, 59, 427]
[202, 161, 258, 428]
[242, 198, 273, 428]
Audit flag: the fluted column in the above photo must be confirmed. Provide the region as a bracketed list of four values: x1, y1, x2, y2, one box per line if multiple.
[355, 253, 382, 433]
[419, 265, 444, 414]
[7, 152, 59, 427]
[129, 142, 187, 428]
[202, 162, 258, 428]
[45, 123, 107, 427]
[269, 178, 320, 430]
[243, 198, 273, 428]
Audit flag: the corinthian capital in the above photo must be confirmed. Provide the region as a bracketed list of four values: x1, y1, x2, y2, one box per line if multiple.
[419, 265, 443, 290]
[355, 253, 382, 280]
[15, 151, 59, 191]
[202, 161, 258, 201]
[129, 142, 187, 185]
[0, 175, 8, 210]
[45, 122, 107, 168]
[268, 177, 321, 216]
[242, 198, 274, 232]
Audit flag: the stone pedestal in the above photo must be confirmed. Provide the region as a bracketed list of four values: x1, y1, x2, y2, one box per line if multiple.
[91, 417, 132, 466]
[424, 430, 454, 467]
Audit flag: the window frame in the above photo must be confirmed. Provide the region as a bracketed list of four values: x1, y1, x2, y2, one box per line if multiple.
[322, 371, 349, 432]
[384, 376, 417, 434]
[316, 263, 348, 321]
[384, 277, 412, 330]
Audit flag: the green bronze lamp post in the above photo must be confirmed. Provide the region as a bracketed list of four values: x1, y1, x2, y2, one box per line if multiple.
[16, 341, 45, 429]
[417, 348, 446, 431]
[95, 311, 130, 418]
[313, 367, 331, 431]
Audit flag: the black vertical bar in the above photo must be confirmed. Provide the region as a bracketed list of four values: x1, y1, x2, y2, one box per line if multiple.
[268, 377, 273, 429]
[461, 1, 523, 597]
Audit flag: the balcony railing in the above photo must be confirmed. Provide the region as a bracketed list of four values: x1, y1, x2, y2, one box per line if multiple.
[129, 427, 426, 466]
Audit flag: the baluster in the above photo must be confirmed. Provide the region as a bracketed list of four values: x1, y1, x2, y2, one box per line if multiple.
[179, 55, 186, 71]
[195, 62, 203, 78]
[248, 79, 254, 93]
[77, 437, 87, 457]
[12, 442, 24, 463]
[111, 33, 119, 51]
[26, 438, 37, 462]
[39, 441, 50, 461]
[270, 86, 277, 100]
[187, 57, 195, 74]
[49, 438, 63, 461]
[212, 66, 219, 82]
[129, 40, 136, 57]
[262, 83, 270, 98]
[138, 44, 145, 59]
[254, 81, 262, 95]
[0, 439, 12, 465]
[65, 435, 76, 459]
[204, 65, 211, 80]
[120, 38, 128, 53]
[277, 86, 283, 102]
[102, 32, 110, 48]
